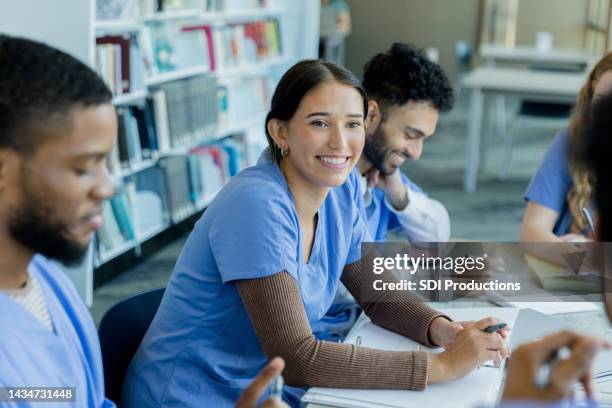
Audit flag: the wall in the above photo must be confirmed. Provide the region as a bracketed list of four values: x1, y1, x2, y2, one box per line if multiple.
[344, 0, 590, 80]
[0, 0, 93, 65]
[515, 0, 588, 48]
[345, 0, 480, 80]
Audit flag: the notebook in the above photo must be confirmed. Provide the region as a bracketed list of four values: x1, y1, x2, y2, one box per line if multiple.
[302, 307, 519, 408]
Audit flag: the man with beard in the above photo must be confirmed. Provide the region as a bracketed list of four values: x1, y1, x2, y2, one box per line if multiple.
[0, 35, 117, 407]
[357, 43, 454, 243]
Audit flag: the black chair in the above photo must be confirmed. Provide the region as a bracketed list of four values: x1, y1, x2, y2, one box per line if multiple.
[98, 287, 165, 404]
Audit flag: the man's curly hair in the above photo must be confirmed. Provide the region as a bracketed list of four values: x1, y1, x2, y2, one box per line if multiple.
[0, 35, 112, 155]
[362, 43, 454, 114]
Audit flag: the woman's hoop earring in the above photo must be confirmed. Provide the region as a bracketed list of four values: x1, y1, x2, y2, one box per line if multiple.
[277, 144, 288, 157]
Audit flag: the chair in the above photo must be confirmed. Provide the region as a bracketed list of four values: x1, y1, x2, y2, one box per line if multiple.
[98, 287, 165, 404]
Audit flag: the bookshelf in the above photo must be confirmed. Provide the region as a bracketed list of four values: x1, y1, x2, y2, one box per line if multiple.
[0, 0, 320, 305]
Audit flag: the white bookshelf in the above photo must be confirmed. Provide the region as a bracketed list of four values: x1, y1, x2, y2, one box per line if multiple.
[0, 0, 320, 305]
[145, 65, 211, 86]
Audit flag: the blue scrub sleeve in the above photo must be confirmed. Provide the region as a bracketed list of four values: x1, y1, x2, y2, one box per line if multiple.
[524, 130, 573, 213]
[347, 172, 373, 265]
[387, 172, 426, 231]
[209, 185, 299, 283]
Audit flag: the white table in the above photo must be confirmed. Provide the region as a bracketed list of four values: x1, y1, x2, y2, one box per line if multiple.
[305, 301, 611, 408]
[460, 67, 586, 192]
[479, 44, 597, 68]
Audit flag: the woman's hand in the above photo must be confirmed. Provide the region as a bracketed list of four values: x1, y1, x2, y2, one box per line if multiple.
[428, 316, 509, 349]
[428, 317, 509, 383]
[236, 357, 289, 408]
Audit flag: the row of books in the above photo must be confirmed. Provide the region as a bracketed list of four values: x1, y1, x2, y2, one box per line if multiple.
[95, 34, 146, 95]
[97, 183, 137, 254]
[108, 74, 220, 172]
[152, 74, 219, 151]
[210, 19, 281, 70]
[96, 0, 270, 20]
[98, 136, 247, 255]
[143, 18, 281, 74]
[163, 138, 246, 222]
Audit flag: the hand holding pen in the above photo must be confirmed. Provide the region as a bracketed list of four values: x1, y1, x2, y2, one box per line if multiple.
[503, 331, 610, 403]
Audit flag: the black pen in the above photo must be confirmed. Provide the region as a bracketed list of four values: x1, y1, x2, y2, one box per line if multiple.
[535, 347, 571, 388]
[483, 322, 507, 333]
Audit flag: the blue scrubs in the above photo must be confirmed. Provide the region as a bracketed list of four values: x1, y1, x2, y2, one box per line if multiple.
[524, 129, 591, 236]
[354, 169, 426, 242]
[122, 153, 370, 407]
[0, 255, 115, 408]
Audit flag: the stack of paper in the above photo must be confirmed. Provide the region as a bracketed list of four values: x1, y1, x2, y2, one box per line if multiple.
[302, 307, 519, 408]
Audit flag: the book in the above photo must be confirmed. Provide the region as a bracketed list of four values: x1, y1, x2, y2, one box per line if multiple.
[525, 253, 602, 293]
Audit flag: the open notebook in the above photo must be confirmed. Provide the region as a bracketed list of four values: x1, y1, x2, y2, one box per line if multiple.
[302, 307, 519, 408]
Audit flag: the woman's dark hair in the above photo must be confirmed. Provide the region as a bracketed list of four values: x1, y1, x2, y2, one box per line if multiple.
[265, 59, 368, 163]
[586, 95, 612, 241]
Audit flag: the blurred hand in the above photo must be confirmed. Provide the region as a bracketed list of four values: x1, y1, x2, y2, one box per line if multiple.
[365, 168, 408, 210]
[503, 331, 608, 402]
[428, 317, 509, 383]
[236, 357, 289, 408]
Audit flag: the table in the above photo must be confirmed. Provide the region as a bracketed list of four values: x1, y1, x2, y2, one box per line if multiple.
[460, 67, 586, 192]
[479, 44, 597, 68]
[306, 300, 612, 408]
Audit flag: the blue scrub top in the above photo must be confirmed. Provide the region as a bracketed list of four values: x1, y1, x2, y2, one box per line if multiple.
[0, 255, 115, 408]
[524, 129, 587, 236]
[353, 168, 425, 242]
[122, 154, 370, 408]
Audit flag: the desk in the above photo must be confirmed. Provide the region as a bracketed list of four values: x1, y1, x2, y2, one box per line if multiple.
[305, 301, 611, 408]
[460, 67, 586, 192]
[479, 44, 597, 68]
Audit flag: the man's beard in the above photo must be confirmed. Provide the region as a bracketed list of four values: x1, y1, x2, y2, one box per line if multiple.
[8, 199, 88, 266]
[362, 122, 396, 176]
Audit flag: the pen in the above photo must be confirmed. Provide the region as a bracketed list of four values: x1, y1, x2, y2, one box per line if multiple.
[272, 374, 284, 400]
[581, 207, 596, 238]
[482, 322, 507, 333]
[535, 347, 571, 388]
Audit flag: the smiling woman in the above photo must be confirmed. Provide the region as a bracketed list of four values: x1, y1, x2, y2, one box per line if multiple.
[120, 59, 503, 408]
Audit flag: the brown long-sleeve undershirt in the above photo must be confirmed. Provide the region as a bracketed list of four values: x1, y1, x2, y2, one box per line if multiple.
[235, 254, 449, 390]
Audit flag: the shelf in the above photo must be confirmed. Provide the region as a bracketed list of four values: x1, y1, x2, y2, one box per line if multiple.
[112, 89, 148, 105]
[97, 239, 137, 265]
[145, 65, 211, 86]
[136, 222, 170, 243]
[216, 56, 290, 78]
[95, 19, 140, 33]
[198, 7, 285, 23]
[143, 9, 200, 22]
[157, 115, 264, 157]
[116, 158, 159, 178]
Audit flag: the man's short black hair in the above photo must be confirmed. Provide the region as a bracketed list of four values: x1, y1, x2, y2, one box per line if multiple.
[362, 42, 454, 114]
[587, 95, 612, 241]
[0, 35, 112, 154]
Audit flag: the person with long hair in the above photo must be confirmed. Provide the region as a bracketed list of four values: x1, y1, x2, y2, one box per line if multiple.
[521, 53, 612, 242]
[121, 59, 507, 408]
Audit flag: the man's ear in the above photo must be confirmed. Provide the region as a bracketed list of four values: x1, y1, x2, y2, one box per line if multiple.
[365, 100, 381, 131]
[0, 149, 11, 193]
[267, 118, 289, 151]
[0, 148, 21, 194]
